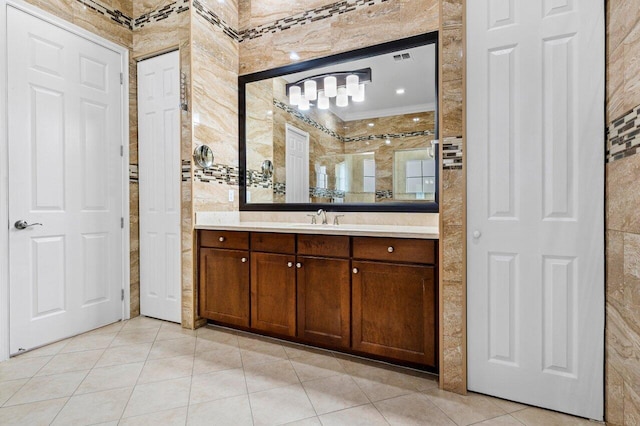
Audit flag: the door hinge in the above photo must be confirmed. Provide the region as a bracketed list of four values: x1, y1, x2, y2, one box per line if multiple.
[121, 217, 124, 228]
[120, 145, 124, 157]
[121, 289, 124, 301]
[120, 73, 123, 85]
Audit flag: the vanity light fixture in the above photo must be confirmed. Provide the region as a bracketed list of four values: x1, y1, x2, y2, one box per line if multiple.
[286, 68, 371, 111]
[396, 88, 405, 95]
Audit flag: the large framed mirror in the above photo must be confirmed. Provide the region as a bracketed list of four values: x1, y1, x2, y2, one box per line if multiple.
[239, 32, 438, 212]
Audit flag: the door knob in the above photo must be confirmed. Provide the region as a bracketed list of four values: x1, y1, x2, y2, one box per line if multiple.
[14, 220, 42, 230]
[352, 268, 359, 274]
[296, 263, 302, 269]
[218, 236, 226, 242]
[387, 246, 394, 253]
[241, 257, 247, 263]
[287, 262, 293, 268]
[473, 230, 481, 239]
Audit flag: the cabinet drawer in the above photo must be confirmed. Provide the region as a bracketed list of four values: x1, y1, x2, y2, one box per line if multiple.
[352, 237, 435, 264]
[297, 234, 350, 258]
[251, 232, 295, 254]
[200, 230, 249, 250]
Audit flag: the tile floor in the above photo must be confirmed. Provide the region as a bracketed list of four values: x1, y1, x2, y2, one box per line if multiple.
[0, 316, 599, 425]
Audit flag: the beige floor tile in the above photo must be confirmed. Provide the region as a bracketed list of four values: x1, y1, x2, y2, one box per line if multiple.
[118, 406, 187, 425]
[290, 352, 345, 382]
[283, 417, 322, 425]
[120, 316, 163, 332]
[5, 370, 88, 406]
[196, 326, 239, 348]
[282, 342, 332, 359]
[148, 336, 196, 360]
[35, 349, 104, 376]
[189, 368, 247, 405]
[303, 374, 369, 415]
[0, 378, 28, 406]
[374, 392, 455, 425]
[122, 376, 191, 418]
[240, 339, 289, 366]
[511, 407, 595, 425]
[244, 359, 300, 393]
[348, 367, 425, 402]
[59, 332, 117, 353]
[473, 414, 525, 425]
[424, 388, 507, 426]
[75, 362, 144, 394]
[489, 397, 529, 414]
[249, 383, 317, 426]
[156, 322, 197, 341]
[318, 403, 389, 426]
[0, 356, 52, 382]
[95, 342, 153, 368]
[187, 394, 253, 426]
[0, 397, 67, 426]
[192, 347, 243, 375]
[86, 321, 125, 335]
[110, 329, 159, 347]
[51, 387, 133, 425]
[195, 336, 239, 354]
[14, 340, 69, 359]
[137, 354, 194, 384]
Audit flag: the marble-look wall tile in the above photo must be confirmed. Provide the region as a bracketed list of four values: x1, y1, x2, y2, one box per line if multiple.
[605, 364, 625, 426]
[197, 0, 239, 31]
[441, 28, 463, 83]
[607, 230, 625, 310]
[440, 0, 462, 29]
[441, 169, 463, 227]
[608, 43, 625, 124]
[440, 79, 463, 138]
[246, 0, 333, 29]
[606, 155, 640, 234]
[623, 25, 640, 114]
[440, 334, 464, 392]
[133, 9, 187, 57]
[626, 384, 640, 426]
[134, 0, 170, 17]
[129, 182, 140, 317]
[442, 225, 463, 282]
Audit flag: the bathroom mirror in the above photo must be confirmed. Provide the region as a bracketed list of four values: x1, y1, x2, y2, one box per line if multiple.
[193, 145, 214, 168]
[239, 33, 438, 212]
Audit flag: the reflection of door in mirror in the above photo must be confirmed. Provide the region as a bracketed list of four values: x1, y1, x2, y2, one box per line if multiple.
[393, 148, 435, 201]
[285, 124, 310, 203]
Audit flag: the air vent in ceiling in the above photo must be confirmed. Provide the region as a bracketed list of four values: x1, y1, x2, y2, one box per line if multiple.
[393, 52, 412, 62]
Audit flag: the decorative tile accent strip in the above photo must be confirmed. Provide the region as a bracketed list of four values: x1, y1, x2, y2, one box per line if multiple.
[75, 0, 132, 30]
[129, 164, 139, 183]
[246, 169, 273, 189]
[376, 190, 393, 200]
[134, 0, 189, 29]
[273, 182, 286, 195]
[193, 0, 241, 41]
[607, 105, 640, 163]
[193, 163, 240, 186]
[275, 100, 434, 143]
[182, 160, 192, 182]
[442, 137, 463, 170]
[239, 0, 391, 42]
[310, 187, 345, 199]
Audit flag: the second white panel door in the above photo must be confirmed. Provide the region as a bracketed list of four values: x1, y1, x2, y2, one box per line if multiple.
[137, 51, 181, 323]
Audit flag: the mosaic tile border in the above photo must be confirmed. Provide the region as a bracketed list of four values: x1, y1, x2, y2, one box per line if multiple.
[376, 189, 393, 200]
[134, 0, 190, 29]
[607, 105, 640, 164]
[311, 187, 346, 199]
[182, 160, 192, 182]
[75, 0, 132, 30]
[193, 0, 241, 41]
[442, 137, 463, 170]
[129, 164, 139, 183]
[275, 100, 435, 143]
[193, 163, 240, 186]
[239, 0, 391, 42]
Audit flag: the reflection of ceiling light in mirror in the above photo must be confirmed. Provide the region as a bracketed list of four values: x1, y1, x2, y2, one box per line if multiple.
[317, 90, 330, 109]
[413, 117, 420, 122]
[385, 139, 391, 145]
[266, 110, 273, 116]
[352, 84, 365, 102]
[367, 123, 375, 127]
[304, 80, 317, 101]
[346, 74, 359, 96]
[289, 85, 301, 105]
[336, 87, 348, 107]
[298, 96, 310, 111]
[289, 52, 300, 60]
[396, 88, 405, 95]
[324, 76, 337, 97]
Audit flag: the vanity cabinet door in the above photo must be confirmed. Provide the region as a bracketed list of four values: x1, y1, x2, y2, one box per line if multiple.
[351, 261, 436, 366]
[251, 252, 297, 337]
[297, 256, 351, 348]
[199, 248, 250, 327]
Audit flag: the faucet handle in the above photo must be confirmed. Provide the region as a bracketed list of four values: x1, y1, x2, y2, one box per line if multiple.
[333, 215, 345, 225]
[306, 214, 317, 224]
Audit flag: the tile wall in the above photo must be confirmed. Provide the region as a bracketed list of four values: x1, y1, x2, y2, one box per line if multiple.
[605, 0, 640, 424]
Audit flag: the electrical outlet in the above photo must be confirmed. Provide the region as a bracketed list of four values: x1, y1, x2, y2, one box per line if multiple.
[229, 190, 234, 202]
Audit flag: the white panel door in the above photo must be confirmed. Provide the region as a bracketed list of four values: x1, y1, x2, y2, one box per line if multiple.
[7, 6, 124, 354]
[137, 52, 181, 323]
[467, 0, 604, 420]
[285, 124, 309, 203]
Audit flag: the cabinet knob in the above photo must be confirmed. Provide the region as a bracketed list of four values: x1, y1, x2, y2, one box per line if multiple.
[387, 246, 394, 253]
[218, 236, 225, 242]
[296, 262, 302, 269]
[287, 262, 293, 268]
[241, 257, 247, 263]
[352, 268, 359, 274]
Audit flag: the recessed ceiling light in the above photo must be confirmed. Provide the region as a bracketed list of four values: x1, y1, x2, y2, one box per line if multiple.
[368, 123, 375, 127]
[396, 88, 405, 95]
[289, 52, 300, 60]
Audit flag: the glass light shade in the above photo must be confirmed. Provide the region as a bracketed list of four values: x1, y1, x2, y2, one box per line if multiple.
[324, 76, 337, 97]
[298, 96, 310, 111]
[336, 87, 348, 107]
[346, 74, 359, 97]
[304, 80, 317, 101]
[289, 85, 301, 105]
[317, 90, 330, 109]
[352, 83, 365, 102]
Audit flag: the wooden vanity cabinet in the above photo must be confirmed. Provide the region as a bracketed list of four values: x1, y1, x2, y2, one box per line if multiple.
[198, 231, 250, 327]
[296, 235, 351, 348]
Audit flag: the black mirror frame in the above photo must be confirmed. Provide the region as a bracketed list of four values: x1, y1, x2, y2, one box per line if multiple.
[239, 32, 439, 213]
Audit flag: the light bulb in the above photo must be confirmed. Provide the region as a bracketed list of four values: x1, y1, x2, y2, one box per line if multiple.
[324, 76, 337, 97]
[289, 85, 301, 105]
[298, 96, 310, 111]
[317, 90, 330, 109]
[352, 84, 365, 102]
[346, 74, 359, 97]
[304, 80, 317, 101]
[336, 87, 348, 107]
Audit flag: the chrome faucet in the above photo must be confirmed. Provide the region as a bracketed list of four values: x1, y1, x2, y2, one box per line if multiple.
[317, 209, 328, 225]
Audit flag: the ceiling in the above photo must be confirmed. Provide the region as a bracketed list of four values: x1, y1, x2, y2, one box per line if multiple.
[282, 44, 437, 122]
